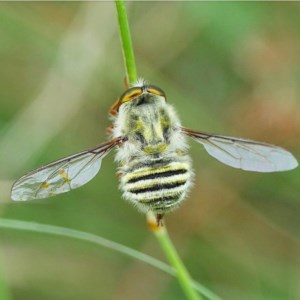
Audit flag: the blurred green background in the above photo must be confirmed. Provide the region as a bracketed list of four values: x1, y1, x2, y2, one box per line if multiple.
[0, 2, 300, 300]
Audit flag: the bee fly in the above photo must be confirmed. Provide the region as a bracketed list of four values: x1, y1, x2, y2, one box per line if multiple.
[11, 80, 298, 223]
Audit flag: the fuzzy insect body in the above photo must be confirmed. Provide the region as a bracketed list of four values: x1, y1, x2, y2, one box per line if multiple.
[11, 80, 298, 222]
[112, 86, 193, 214]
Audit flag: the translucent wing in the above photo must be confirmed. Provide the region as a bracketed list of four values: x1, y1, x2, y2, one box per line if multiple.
[181, 127, 298, 172]
[11, 137, 125, 201]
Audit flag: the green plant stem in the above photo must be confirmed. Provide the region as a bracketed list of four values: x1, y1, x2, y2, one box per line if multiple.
[115, 2, 203, 299]
[115, 0, 137, 84]
[152, 221, 203, 300]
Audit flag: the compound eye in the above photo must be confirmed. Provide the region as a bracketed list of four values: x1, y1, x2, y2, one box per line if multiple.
[120, 87, 143, 104]
[146, 85, 166, 99]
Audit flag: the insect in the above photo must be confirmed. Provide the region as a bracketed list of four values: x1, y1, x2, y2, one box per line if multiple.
[11, 80, 298, 224]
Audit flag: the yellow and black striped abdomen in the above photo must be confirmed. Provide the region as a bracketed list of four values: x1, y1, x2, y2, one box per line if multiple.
[120, 156, 193, 214]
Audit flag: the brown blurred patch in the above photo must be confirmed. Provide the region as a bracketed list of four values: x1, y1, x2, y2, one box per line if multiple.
[229, 94, 300, 147]
[235, 32, 297, 80]
[231, 32, 300, 147]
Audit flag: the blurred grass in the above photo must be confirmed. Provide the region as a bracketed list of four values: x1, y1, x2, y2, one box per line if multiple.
[0, 218, 220, 300]
[0, 2, 300, 300]
[0, 257, 11, 300]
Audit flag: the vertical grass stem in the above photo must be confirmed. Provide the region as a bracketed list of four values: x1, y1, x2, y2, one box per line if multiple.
[147, 213, 202, 300]
[115, 2, 203, 299]
[115, 0, 137, 84]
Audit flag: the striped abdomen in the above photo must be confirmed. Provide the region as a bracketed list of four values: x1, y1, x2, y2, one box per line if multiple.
[120, 156, 193, 214]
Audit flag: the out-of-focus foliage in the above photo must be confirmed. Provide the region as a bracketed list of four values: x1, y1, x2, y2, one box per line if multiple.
[0, 2, 300, 300]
